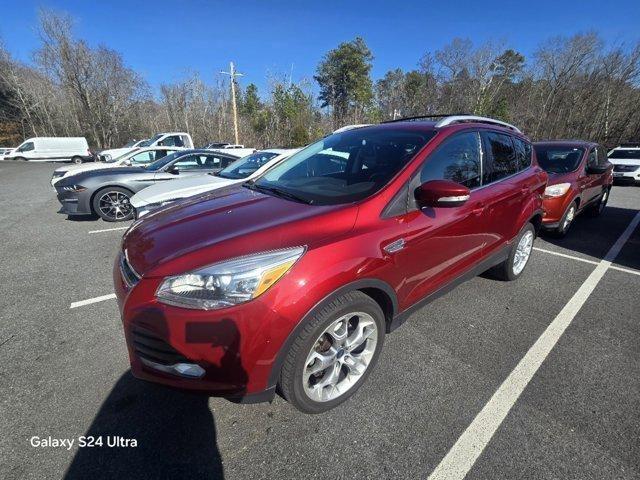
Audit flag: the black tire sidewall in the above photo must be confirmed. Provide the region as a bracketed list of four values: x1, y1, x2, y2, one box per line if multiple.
[281, 292, 385, 414]
[92, 187, 134, 222]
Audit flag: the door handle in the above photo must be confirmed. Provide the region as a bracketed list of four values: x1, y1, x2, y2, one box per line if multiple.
[471, 203, 485, 215]
[383, 238, 405, 254]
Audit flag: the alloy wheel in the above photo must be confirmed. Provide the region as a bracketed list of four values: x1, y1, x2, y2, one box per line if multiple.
[98, 191, 133, 221]
[302, 312, 378, 402]
[562, 205, 576, 232]
[513, 230, 534, 275]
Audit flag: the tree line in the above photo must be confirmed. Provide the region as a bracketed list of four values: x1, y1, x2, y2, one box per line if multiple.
[1, 9, 639, 150]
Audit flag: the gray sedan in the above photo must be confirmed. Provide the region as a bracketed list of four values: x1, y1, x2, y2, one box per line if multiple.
[55, 149, 239, 221]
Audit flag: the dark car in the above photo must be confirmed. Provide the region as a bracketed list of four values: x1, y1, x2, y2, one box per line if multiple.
[114, 115, 548, 413]
[534, 141, 613, 236]
[56, 149, 240, 222]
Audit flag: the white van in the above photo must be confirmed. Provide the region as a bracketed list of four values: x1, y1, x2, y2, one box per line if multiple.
[5, 137, 92, 163]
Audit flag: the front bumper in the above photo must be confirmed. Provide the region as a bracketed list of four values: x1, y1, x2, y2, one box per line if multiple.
[56, 188, 93, 215]
[612, 170, 640, 182]
[113, 254, 295, 401]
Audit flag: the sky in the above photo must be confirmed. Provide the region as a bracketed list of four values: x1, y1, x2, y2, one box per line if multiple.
[1, 0, 639, 96]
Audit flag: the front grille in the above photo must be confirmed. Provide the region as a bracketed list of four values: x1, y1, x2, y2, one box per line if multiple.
[131, 327, 189, 365]
[120, 253, 140, 288]
[613, 164, 639, 172]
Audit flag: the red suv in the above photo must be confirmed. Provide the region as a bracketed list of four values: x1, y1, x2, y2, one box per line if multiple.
[114, 116, 547, 413]
[534, 141, 613, 236]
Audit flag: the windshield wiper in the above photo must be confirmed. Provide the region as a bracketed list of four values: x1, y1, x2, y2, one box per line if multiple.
[244, 183, 313, 204]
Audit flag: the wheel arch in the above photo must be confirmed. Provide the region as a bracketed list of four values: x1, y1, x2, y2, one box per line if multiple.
[267, 278, 398, 390]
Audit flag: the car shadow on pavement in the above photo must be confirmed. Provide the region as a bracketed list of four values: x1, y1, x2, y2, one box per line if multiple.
[63, 372, 225, 480]
[540, 205, 639, 271]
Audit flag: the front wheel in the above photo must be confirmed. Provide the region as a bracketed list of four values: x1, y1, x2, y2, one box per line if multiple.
[71, 156, 83, 164]
[489, 222, 536, 281]
[92, 187, 134, 222]
[279, 291, 385, 414]
[586, 188, 609, 217]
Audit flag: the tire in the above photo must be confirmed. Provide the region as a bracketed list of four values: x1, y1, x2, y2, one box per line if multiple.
[92, 187, 135, 222]
[489, 222, 536, 281]
[551, 201, 578, 238]
[71, 156, 83, 164]
[585, 187, 609, 217]
[279, 291, 385, 414]
[14, 157, 25, 162]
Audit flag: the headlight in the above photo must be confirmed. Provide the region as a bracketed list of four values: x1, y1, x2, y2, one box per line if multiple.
[102, 154, 112, 161]
[137, 200, 177, 218]
[156, 246, 306, 310]
[544, 183, 571, 197]
[62, 184, 86, 192]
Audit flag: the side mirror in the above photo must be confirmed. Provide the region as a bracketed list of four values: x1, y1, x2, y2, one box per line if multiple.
[123, 159, 132, 166]
[167, 165, 179, 175]
[586, 164, 608, 175]
[415, 180, 471, 208]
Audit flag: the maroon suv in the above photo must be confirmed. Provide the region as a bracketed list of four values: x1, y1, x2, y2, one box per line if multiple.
[115, 115, 548, 413]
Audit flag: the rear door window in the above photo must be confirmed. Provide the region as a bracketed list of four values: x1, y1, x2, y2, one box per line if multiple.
[482, 132, 518, 183]
[419, 131, 481, 188]
[513, 137, 532, 171]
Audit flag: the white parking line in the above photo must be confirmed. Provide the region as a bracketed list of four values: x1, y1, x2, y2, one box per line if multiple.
[428, 210, 640, 480]
[532, 246, 599, 265]
[70, 293, 116, 309]
[88, 226, 129, 234]
[533, 246, 640, 276]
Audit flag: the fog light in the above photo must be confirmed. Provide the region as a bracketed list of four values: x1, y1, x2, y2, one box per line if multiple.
[140, 358, 205, 378]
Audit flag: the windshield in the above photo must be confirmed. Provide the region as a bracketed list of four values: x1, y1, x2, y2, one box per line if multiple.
[253, 128, 435, 205]
[609, 149, 640, 160]
[144, 151, 186, 171]
[218, 151, 280, 179]
[139, 134, 163, 148]
[123, 140, 139, 148]
[534, 146, 585, 173]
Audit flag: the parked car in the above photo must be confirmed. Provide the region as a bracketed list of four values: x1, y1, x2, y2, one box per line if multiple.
[98, 133, 194, 162]
[0, 147, 14, 160]
[534, 141, 613, 236]
[4, 137, 92, 163]
[608, 143, 640, 185]
[131, 148, 298, 218]
[209, 147, 256, 158]
[51, 147, 184, 186]
[56, 149, 240, 221]
[114, 115, 548, 413]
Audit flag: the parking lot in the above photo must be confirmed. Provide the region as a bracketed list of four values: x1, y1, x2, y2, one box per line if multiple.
[1, 160, 638, 479]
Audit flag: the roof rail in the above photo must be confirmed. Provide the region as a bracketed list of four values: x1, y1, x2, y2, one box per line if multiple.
[332, 124, 372, 134]
[435, 115, 522, 133]
[382, 113, 470, 124]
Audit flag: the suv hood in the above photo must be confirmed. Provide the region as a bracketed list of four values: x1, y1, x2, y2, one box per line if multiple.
[131, 174, 238, 207]
[122, 186, 358, 277]
[609, 158, 640, 166]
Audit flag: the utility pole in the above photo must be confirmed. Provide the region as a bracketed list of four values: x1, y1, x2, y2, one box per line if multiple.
[220, 62, 243, 145]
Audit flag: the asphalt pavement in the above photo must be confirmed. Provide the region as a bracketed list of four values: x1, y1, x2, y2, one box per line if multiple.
[0, 160, 638, 479]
